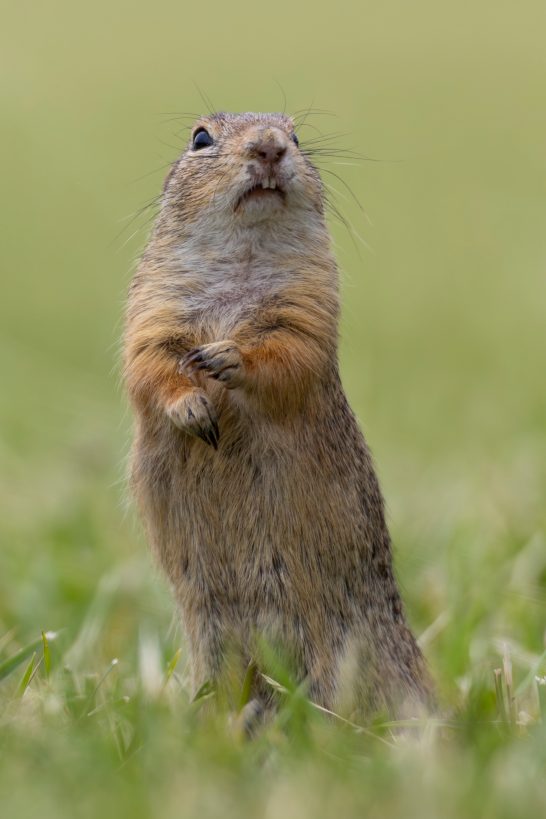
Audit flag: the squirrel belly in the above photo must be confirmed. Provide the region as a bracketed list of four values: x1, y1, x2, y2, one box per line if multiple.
[124, 112, 433, 719]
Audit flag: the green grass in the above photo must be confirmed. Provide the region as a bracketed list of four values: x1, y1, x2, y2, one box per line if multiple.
[1, 1, 546, 816]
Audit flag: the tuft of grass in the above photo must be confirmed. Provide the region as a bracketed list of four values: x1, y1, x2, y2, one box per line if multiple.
[1, 603, 545, 819]
[0, 631, 57, 682]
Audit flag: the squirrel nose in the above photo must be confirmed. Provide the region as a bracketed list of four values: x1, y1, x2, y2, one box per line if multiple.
[245, 128, 288, 166]
[256, 142, 286, 164]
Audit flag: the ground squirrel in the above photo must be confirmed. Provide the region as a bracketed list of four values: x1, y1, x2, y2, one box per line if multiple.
[124, 112, 433, 719]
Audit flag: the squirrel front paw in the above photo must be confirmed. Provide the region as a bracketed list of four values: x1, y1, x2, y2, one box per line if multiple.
[179, 341, 244, 390]
[166, 389, 219, 449]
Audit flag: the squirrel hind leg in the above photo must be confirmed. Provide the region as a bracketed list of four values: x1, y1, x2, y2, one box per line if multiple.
[231, 686, 279, 738]
[231, 698, 269, 738]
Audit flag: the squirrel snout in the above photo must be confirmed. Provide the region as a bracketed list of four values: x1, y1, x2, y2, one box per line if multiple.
[244, 128, 288, 167]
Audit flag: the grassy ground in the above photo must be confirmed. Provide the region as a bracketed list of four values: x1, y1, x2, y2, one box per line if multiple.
[1, 1, 546, 816]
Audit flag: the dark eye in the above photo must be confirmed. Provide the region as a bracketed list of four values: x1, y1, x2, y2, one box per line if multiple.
[192, 128, 214, 150]
[291, 133, 299, 147]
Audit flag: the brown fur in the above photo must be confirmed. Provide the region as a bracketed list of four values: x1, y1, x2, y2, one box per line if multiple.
[123, 112, 433, 718]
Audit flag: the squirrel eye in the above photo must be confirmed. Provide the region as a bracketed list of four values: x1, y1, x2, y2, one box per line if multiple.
[291, 133, 299, 147]
[192, 128, 214, 150]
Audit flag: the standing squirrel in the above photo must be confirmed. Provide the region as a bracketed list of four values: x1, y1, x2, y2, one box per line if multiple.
[124, 112, 433, 719]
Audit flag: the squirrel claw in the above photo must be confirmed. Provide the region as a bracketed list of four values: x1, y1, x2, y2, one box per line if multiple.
[197, 428, 218, 450]
[167, 390, 219, 449]
[180, 341, 244, 389]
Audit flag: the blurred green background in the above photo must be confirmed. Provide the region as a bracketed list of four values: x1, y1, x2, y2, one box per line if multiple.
[1, 1, 545, 817]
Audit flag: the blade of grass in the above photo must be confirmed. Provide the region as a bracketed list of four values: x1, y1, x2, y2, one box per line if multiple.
[0, 632, 57, 682]
[503, 648, 517, 726]
[0, 628, 17, 654]
[260, 672, 397, 748]
[535, 676, 546, 721]
[42, 631, 52, 679]
[82, 658, 119, 717]
[164, 648, 182, 685]
[192, 679, 215, 703]
[494, 668, 508, 725]
[515, 649, 546, 696]
[17, 652, 36, 697]
[238, 661, 257, 711]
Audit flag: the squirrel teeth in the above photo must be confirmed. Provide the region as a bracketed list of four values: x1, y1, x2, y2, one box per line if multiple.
[260, 178, 277, 190]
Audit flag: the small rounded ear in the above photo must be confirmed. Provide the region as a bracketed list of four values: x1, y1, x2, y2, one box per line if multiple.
[162, 160, 180, 194]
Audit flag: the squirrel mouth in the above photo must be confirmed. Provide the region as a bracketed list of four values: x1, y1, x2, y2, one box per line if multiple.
[236, 179, 285, 209]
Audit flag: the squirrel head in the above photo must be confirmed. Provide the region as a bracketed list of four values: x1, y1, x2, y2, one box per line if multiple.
[160, 112, 325, 239]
